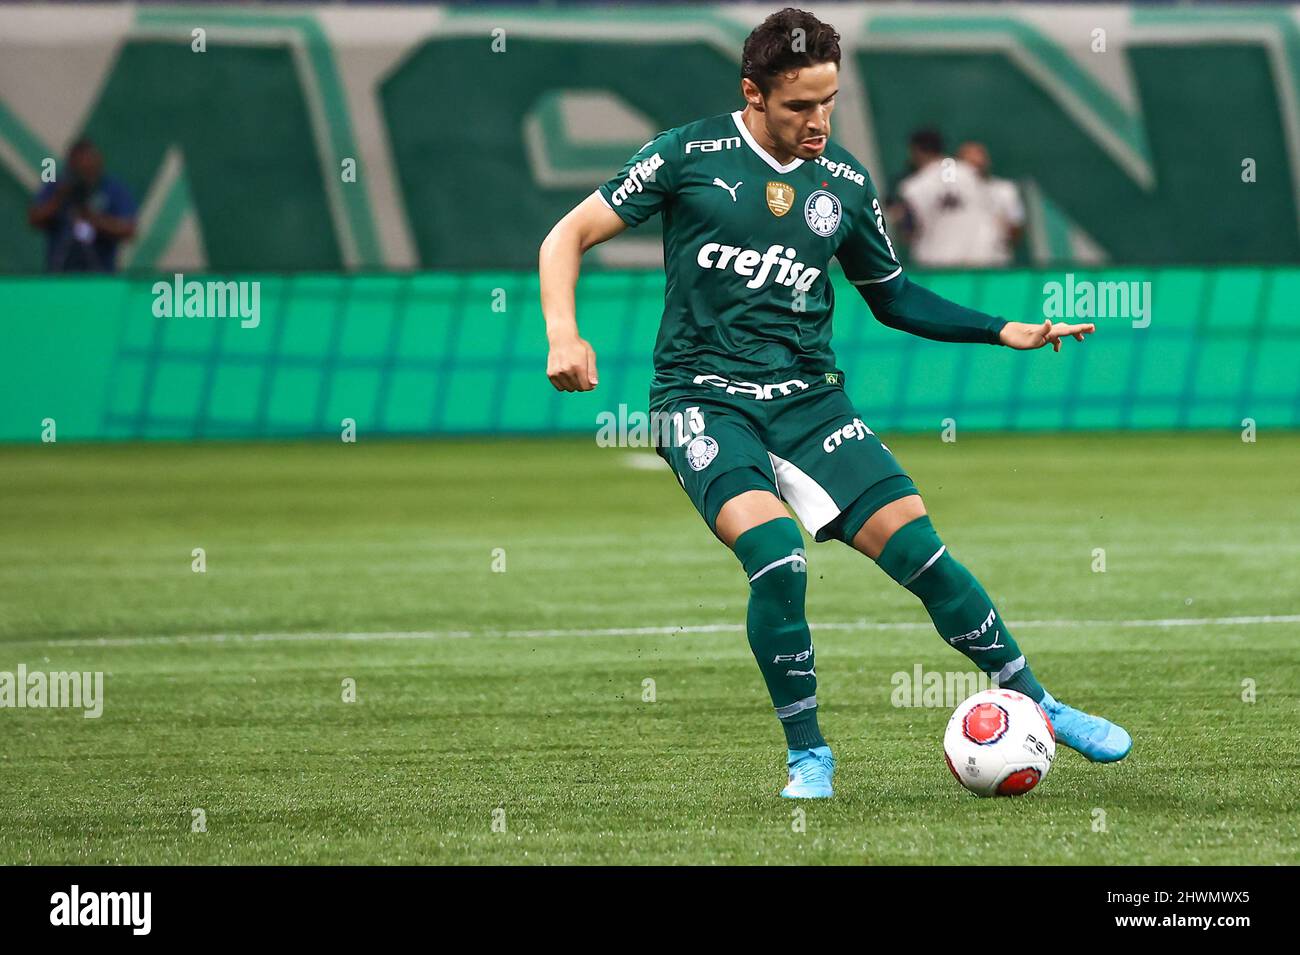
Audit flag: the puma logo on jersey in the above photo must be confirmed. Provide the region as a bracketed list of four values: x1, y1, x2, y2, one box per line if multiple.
[712, 178, 742, 201]
[609, 152, 665, 206]
[695, 242, 823, 291]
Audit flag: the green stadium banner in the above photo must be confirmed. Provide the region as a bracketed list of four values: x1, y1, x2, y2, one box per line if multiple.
[2, 267, 1297, 442]
[2, 4, 1300, 271]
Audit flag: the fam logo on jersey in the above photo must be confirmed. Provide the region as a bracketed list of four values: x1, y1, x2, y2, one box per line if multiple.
[609, 152, 664, 206]
[695, 242, 822, 291]
[804, 190, 842, 237]
[685, 435, 719, 471]
[685, 136, 741, 154]
[766, 181, 795, 217]
[814, 155, 866, 186]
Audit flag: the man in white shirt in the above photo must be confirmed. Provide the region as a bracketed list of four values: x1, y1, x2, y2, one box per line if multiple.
[958, 140, 1025, 267]
[892, 130, 1018, 268]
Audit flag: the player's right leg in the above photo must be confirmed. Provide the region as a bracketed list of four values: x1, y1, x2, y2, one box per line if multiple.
[654, 400, 833, 797]
[714, 492, 834, 797]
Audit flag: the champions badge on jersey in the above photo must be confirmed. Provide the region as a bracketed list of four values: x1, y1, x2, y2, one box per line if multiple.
[804, 190, 842, 237]
[766, 182, 795, 217]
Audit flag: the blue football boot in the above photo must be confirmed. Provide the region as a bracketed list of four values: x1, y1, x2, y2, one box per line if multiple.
[1040, 691, 1132, 763]
[781, 745, 836, 798]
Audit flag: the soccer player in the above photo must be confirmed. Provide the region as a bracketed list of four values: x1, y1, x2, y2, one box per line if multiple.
[539, 7, 1131, 798]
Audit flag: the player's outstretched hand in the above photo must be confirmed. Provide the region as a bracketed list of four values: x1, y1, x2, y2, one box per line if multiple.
[547, 336, 599, 391]
[999, 319, 1095, 352]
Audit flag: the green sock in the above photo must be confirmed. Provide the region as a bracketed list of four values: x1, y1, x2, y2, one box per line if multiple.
[876, 516, 1045, 702]
[733, 517, 826, 751]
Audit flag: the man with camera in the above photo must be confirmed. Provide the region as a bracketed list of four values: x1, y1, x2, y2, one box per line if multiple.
[28, 138, 137, 273]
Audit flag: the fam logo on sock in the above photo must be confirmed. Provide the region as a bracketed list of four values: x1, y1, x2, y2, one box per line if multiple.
[947, 608, 1003, 651]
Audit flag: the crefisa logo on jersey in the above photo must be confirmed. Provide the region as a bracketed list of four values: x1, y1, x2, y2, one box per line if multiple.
[609, 152, 665, 206]
[685, 435, 719, 471]
[814, 155, 866, 186]
[804, 190, 841, 237]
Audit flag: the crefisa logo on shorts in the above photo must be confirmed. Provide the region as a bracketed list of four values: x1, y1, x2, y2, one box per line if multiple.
[685, 435, 719, 471]
[822, 417, 873, 453]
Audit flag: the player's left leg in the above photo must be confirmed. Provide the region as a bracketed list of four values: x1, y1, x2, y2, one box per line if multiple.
[763, 378, 1130, 763]
[845, 495, 1132, 763]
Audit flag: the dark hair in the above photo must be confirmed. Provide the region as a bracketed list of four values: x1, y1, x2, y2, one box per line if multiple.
[909, 128, 945, 156]
[742, 8, 842, 96]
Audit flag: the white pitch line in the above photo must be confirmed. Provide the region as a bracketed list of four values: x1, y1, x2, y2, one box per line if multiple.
[8, 614, 1299, 650]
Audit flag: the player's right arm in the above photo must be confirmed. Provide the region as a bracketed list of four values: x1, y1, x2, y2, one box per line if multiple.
[540, 131, 679, 392]
[539, 193, 627, 392]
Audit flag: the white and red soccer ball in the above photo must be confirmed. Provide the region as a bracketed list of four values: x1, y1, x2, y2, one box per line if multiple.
[943, 688, 1055, 797]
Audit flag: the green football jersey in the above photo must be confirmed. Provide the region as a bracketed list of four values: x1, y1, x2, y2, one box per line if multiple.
[596, 110, 902, 398]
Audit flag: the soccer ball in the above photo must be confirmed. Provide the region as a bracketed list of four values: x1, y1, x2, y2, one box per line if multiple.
[943, 688, 1055, 797]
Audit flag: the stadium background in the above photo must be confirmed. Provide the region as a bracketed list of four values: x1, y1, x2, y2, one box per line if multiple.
[2, 2, 1299, 867]
[2, 1, 1299, 439]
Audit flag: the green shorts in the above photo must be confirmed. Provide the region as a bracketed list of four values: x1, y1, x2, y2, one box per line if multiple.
[651, 372, 917, 544]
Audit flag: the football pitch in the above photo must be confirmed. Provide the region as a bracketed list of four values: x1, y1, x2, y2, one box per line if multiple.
[0, 432, 1296, 865]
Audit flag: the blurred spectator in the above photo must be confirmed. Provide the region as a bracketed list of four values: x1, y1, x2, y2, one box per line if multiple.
[28, 138, 137, 272]
[957, 141, 1025, 266]
[891, 128, 1004, 268]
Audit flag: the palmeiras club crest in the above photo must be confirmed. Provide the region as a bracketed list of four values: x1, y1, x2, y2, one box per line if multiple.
[804, 190, 842, 237]
[685, 435, 719, 471]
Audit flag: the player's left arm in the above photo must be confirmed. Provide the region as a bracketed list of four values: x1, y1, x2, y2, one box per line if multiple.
[836, 176, 1093, 351]
[866, 273, 1094, 352]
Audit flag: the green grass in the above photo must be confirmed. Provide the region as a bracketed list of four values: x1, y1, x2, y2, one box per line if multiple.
[0, 432, 1297, 864]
